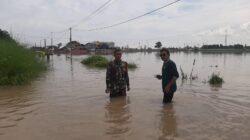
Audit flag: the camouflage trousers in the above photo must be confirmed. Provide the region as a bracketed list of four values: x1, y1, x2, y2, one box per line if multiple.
[110, 89, 126, 98]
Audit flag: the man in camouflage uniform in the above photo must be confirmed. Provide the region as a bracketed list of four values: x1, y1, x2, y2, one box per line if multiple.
[105, 49, 130, 97]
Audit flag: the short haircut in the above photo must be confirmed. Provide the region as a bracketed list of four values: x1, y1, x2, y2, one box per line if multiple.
[113, 48, 122, 55]
[160, 47, 170, 55]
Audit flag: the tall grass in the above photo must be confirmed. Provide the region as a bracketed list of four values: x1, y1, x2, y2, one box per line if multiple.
[209, 73, 224, 85]
[81, 55, 138, 69]
[0, 38, 47, 85]
[81, 55, 109, 68]
[180, 66, 187, 80]
[128, 63, 137, 69]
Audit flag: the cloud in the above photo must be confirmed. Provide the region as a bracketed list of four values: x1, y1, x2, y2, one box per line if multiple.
[1, 0, 250, 47]
[241, 22, 250, 31]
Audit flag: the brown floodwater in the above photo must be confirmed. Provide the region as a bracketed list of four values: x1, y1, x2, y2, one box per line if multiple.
[1, 52, 250, 140]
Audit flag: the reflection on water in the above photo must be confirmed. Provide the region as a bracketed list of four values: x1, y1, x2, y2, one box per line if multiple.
[158, 104, 177, 140]
[105, 97, 131, 136]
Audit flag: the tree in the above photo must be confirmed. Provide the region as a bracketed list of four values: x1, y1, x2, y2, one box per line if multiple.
[155, 41, 162, 48]
[0, 29, 12, 40]
[57, 43, 62, 48]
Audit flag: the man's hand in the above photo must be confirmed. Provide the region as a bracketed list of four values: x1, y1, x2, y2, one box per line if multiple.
[105, 88, 110, 94]
[164, 85, 171, 93]
[155, 74, 162, 80]
[127, 86, 130, 91]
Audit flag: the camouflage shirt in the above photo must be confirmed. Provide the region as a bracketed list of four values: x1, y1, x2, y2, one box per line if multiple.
[106, 60, 129, 93]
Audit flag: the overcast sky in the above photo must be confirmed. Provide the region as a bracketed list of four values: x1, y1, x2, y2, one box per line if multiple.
[1, 0, 250, 47]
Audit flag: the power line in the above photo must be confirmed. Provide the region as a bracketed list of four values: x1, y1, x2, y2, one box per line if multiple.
[94, 0, 119, 16]
[21, 0, 181, 45]
[50, 0, 115, 43]
[87, 0, 181, 31]
[23, 0, 115, 44]
[71, 0, 115, 29]
[66, 0, 181, 40]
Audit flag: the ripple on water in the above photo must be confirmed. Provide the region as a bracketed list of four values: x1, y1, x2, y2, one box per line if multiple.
[0, 91, 41, 135]
[176, 82, 250, 140]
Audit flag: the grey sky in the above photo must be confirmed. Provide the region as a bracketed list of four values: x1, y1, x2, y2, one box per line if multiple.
[1, 0, 250, 47]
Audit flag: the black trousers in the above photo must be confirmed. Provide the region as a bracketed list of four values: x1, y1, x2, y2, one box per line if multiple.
[163, 91, 174, 103]
[110, 90, 126, 98]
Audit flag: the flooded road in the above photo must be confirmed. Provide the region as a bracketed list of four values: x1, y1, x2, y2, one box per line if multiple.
[1, 52, 250, 140]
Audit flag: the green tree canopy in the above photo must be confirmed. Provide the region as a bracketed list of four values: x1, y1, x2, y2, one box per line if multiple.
[155, 41, 162, 48]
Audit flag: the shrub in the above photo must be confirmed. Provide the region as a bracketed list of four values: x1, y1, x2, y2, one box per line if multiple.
[128, 63, 137, 69]
[209, 73, 224, 85]
[81, 55, 109, 68]
[81, 55, 138, 69]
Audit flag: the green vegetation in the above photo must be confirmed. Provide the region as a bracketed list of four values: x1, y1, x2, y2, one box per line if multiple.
[81, 55, 137, 69]
[128, 63, 137, 69]
[81, 55, 109, 68]
[209, 73, 224, 85]
[154, 41, 162, 48]
[0, 29, 47, 85]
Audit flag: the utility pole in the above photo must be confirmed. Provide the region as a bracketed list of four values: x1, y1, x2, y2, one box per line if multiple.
[51, 32, 53, 46]
[44, 39, 50, 60]
[69, 27, 72, 58]
[44, 39, 47, 48]
[225, 30, 228, 46]
[69, 27, 72, 42]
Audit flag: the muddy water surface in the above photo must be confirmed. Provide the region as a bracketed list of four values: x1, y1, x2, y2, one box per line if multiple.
[1, 52, 250, 140]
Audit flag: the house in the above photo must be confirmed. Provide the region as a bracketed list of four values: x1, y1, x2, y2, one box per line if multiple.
[61, 41, 88, 55]
[85, 41, 115, 51]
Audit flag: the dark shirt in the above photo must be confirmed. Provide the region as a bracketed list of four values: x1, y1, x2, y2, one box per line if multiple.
[162, 59, 179, 92]
[106, 60, 129, 92]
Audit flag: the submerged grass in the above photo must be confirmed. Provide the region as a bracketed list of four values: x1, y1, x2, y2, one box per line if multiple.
[0, 38, 47, 85]
[128, 63, 137, 69]
[209, 73, 224, 85]
[81, 55, 137, 69]
[81, 55, 109, 68]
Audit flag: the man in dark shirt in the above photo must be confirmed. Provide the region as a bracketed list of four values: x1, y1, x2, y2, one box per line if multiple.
[106, 49, 130, 98]
[156, 48, 179, 103]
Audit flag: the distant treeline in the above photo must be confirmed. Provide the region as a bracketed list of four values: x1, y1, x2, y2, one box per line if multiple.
[201, 44, 250, 49]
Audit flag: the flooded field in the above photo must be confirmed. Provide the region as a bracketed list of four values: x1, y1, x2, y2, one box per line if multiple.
[1, 52, 250, 140]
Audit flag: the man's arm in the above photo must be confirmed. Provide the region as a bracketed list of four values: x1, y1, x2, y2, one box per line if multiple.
[164, 77, 177, 93]
[155, 74, 162, 80]
[106, 63, 112, 93]
[125, 62, 130, 91]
